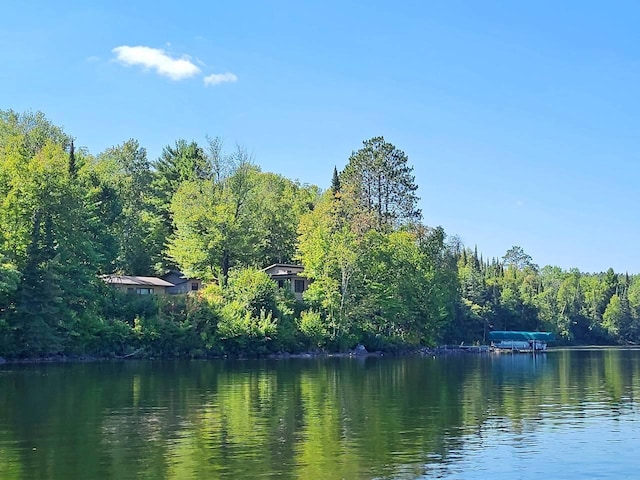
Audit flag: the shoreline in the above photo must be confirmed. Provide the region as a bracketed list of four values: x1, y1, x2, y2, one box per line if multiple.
[0, 345, 488, 365]
[3, 344, 638, 365]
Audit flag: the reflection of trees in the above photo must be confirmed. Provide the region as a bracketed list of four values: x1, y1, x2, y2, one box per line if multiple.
[1, 351, 640, 479]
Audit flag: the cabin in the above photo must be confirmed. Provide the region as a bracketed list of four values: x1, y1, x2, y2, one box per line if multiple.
[102, 271, 203, 296]
[161, 270, 203, 294]
[102, 275, 175, 295]
[263, 264, 309, 301]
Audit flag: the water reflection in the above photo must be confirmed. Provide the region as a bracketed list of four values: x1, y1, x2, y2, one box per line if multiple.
[1, 350, 640, 479]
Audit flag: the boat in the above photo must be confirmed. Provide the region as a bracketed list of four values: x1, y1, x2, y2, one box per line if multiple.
[489, 331, 554, 353]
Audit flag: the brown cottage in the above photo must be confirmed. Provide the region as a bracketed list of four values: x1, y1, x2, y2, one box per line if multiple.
[262, 264, 309, 301]
[102, 275, 175, 295]
[102, 271, 203, 295]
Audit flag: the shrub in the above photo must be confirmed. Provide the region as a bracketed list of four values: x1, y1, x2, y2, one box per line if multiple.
[298, 310, 328, 349]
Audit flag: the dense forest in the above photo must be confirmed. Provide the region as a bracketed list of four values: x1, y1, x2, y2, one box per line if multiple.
[1, 109, 639, 359]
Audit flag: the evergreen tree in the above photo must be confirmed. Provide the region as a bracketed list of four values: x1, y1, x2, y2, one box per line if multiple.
[152, 139, 210, 202]
[502, 245, 537, 271]
[341, 137, 421, 232]
[331, 166, 341, 196]
[68, 140, 77, 178]
[13, 210, 61, 355]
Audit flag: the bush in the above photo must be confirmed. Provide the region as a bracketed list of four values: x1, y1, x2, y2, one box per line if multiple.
[226, 267, 279, 317]
[298, 310, 328, 349]
[217, 301, 278, 354]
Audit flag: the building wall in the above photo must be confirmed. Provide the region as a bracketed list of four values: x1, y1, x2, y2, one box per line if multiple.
[110, 284, 168, 295]
[273, 276, 308, 301]
[162, 272, 203, 295]
[165, 279, 203, 294]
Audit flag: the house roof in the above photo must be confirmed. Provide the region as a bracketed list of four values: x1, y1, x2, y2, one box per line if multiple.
[162, 270, 203, 285]
[102, 275, 175, 287]
[262, 264, 304, 276]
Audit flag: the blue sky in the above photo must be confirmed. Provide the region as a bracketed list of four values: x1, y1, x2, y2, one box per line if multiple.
[2, 1, 639, 273]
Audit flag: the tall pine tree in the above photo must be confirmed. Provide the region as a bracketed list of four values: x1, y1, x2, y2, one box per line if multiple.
[340, 137, 420, 232]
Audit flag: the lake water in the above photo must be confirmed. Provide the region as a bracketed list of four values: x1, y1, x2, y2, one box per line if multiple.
[1, 349, 640, 479]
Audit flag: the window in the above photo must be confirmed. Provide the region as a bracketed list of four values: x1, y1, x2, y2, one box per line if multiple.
[127, 288, 134, 294]
[136, 288, 153, 295]
[191, 282, 199, 291]
[278, 280, 284, 289]
[294, 279, 305, 293]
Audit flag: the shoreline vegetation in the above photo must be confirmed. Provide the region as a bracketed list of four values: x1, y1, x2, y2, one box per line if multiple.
[2, 109, 640, 361]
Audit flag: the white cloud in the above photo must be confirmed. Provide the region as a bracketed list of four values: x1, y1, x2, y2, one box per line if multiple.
[203, 72, 238, 86]
[112, 45, 201, 80]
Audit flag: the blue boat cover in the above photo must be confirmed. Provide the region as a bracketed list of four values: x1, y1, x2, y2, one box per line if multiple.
[488, 331, 555, 342]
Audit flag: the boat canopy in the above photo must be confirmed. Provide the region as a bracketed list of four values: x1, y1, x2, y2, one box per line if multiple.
[488, 331, 555, 342]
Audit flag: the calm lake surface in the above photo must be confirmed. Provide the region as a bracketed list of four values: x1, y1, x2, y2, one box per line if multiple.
[1, 349, 640, 479]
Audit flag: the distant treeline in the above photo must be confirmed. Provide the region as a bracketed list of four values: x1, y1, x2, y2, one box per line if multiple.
[0, 110, 638, 358]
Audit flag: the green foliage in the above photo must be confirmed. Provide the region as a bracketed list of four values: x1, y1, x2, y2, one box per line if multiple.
[3, 110, 640, 358]
[0, 254, 19, 309]
[450, 242, 640, 346]
[0, 120, 105, 356]
[298, 179, 457, 349]
[225, 268, 279, 317]
[251, 172, 318, 265]
[153, 139, 211, 197]
[0, 109, 69, 158]
[168, 155, 317, 284]
[297, 190, 360, 338]
[168, 158, 262, 283]
[298, 310, 328, 348]
[184, 296, 220, 352]
[602, 294, 625, 340]
[150, 139, 212, 270]
[97, 139, 159, 274]
[217, 301, 278, 354]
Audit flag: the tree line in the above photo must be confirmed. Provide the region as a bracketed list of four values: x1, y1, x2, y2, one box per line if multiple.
[456, 245, 640, 345]
[0, 109, 638, 358]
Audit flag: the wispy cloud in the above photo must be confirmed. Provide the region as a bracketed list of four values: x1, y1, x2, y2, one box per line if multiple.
[203, 72, 238, 86]
[112, 45, 201, 80]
